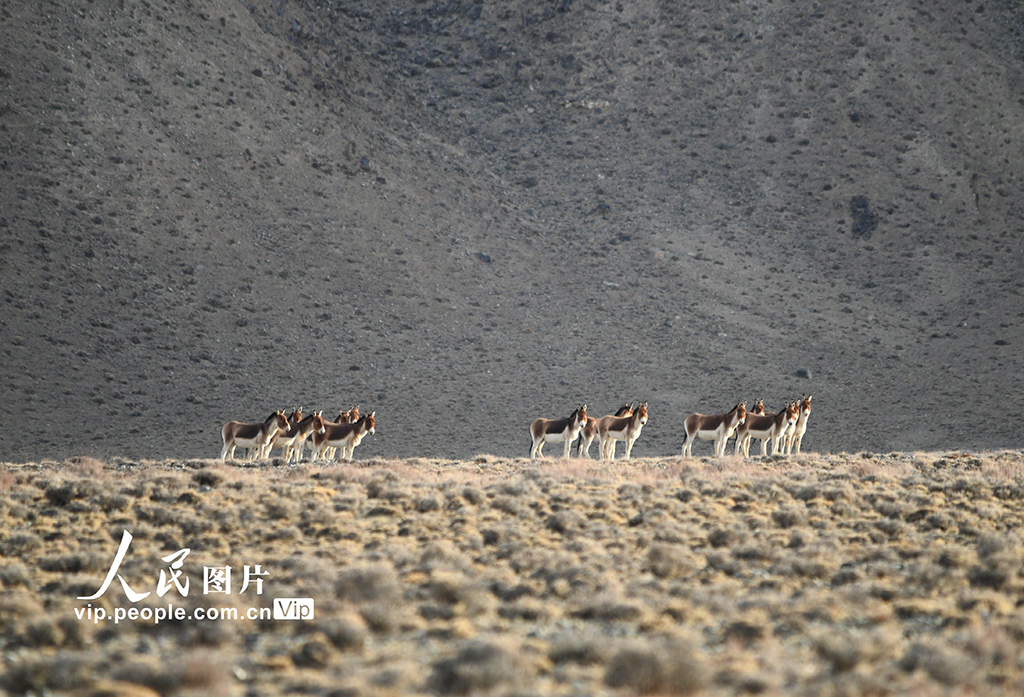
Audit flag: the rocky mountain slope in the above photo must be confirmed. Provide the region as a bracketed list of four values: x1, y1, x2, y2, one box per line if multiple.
[2, 0, 1022, 460]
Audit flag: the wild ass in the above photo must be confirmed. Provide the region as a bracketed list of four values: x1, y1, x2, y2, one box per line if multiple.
[735, 401, 799, 457]
[598, 402, 649, 460]
[263, 407, 301, 459]
[312, 411, 376, 461]
[529, 405, 587, 460]
[220, 410, 291, 461]
[681, 402, 746, 457]
[577, 403, 633, 458]
[784, 395, 813, 454]
[320, 406, 360, 460]
[268, 409, 327, 462]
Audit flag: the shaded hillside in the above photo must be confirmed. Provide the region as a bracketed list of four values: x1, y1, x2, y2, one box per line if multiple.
[1, 0, 1022, 460]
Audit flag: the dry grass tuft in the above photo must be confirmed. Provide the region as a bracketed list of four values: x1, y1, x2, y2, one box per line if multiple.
[318, 611, 368, 653]
[604, 638, 707, 695]
[428, 639, 532, 695]
[335, 563, 401, 606]
[110, 651, 230, 695]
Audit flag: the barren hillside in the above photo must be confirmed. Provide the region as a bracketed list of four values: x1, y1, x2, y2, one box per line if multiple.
[1, 0, 1023, 460]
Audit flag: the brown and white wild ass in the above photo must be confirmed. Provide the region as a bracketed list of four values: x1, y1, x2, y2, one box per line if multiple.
[744, 399, 767, 449]
[784, 395, 812, 454]
[260, 407, 299, 456]
[320, 406, 360, 460]
[312, 411, 376, 461]
[263, 408, 302, 459]
[268, 409, 327, 462]
[681, 402, 746, 457]
[577, 403, 633, 458]
[735, 401, 799, 457]
[530, 405, 587, 460]
[220, 410, 291, 461]
[779, 407, 798, 454]
[598, 402, 649, 460]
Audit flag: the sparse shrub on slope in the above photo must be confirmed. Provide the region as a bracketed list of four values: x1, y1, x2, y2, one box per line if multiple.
[429, 639, 533, 696]
[604, 638, 707, 696]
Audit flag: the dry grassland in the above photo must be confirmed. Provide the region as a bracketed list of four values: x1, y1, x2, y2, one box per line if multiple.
[3, 452, 1024, 696]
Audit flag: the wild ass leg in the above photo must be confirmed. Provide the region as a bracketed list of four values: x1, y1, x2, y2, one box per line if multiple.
[715, 432, 727, 457]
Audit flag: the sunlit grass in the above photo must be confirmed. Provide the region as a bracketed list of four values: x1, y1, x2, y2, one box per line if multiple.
[3, 450, 1024, 695]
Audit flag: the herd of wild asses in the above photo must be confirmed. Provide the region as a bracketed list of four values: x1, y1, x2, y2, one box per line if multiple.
[220, 406, 372, 462]
[681, 397, 812, 457]
[220, 397, 811, 462]
[531, 396, 812, 460]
